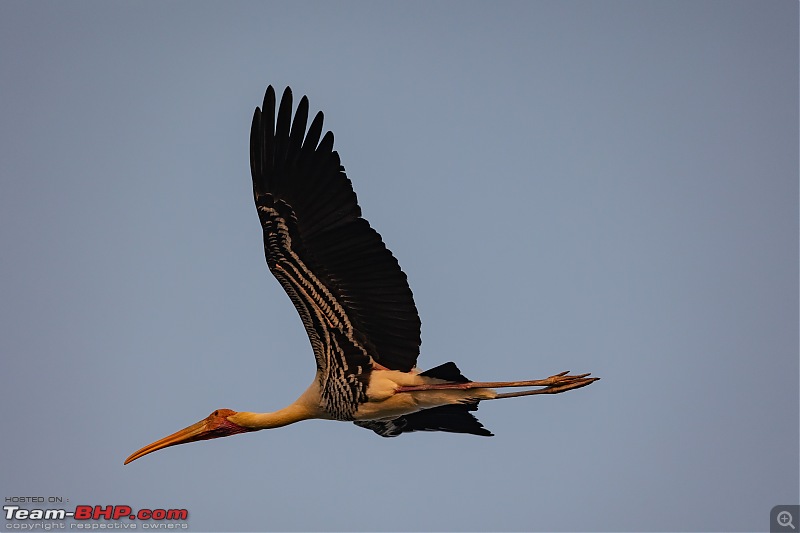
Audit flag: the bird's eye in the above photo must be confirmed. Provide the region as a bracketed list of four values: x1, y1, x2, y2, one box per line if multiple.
[213, 410, 218, 416]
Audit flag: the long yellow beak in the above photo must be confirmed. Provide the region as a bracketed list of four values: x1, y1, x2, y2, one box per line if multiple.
[124, 418, 210, 465]
[124, 408, 247, 465]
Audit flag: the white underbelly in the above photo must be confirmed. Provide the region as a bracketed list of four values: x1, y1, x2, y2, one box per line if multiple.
[353, 369, 495, 421]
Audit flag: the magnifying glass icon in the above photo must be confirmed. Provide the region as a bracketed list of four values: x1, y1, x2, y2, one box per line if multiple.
[778, 510, 796, 530]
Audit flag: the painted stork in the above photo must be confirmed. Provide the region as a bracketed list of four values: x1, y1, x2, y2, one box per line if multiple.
[124, 86, 598, 465]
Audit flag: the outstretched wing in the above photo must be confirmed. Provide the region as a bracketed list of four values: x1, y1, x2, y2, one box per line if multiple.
[249, 86, 422, 419]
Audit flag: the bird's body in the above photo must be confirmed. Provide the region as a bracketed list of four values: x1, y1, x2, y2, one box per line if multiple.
[124, 86, 597, 464]
[229, 370, 496, 428]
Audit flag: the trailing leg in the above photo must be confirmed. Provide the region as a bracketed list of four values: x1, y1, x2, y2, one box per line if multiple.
[395, 370, 599, 397]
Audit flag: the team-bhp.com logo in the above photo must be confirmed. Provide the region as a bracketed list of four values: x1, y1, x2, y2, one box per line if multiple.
[4, 504, 189, 529]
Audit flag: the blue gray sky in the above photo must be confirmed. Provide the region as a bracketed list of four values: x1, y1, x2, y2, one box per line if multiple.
[1, 1, 797, 532]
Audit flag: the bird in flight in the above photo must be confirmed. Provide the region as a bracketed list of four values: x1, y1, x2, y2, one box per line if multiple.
[124, 86, 598, 464]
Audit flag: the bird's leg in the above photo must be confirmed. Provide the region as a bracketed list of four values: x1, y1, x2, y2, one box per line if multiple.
[492, 374, 599, 398]
[395, 371, 599, 397]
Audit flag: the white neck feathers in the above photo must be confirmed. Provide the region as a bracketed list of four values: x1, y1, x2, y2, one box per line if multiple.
[229, 402, 316, 430]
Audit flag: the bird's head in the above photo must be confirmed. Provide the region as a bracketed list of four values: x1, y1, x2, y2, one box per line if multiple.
[124, 408, 251, 465]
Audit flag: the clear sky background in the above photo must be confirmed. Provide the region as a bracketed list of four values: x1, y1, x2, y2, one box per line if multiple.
[1, 2, 797, 532]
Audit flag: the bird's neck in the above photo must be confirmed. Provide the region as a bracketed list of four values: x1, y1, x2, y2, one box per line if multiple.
[229, 403, 315, 430]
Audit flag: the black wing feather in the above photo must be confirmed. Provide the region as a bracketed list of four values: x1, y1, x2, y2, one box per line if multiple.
[250, 86, 422, 389]
[355, 403, 494, 437]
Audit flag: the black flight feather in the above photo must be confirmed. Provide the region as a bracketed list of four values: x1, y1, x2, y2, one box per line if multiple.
[354, 403, 494, 437]
[250, 86, 422, 384]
